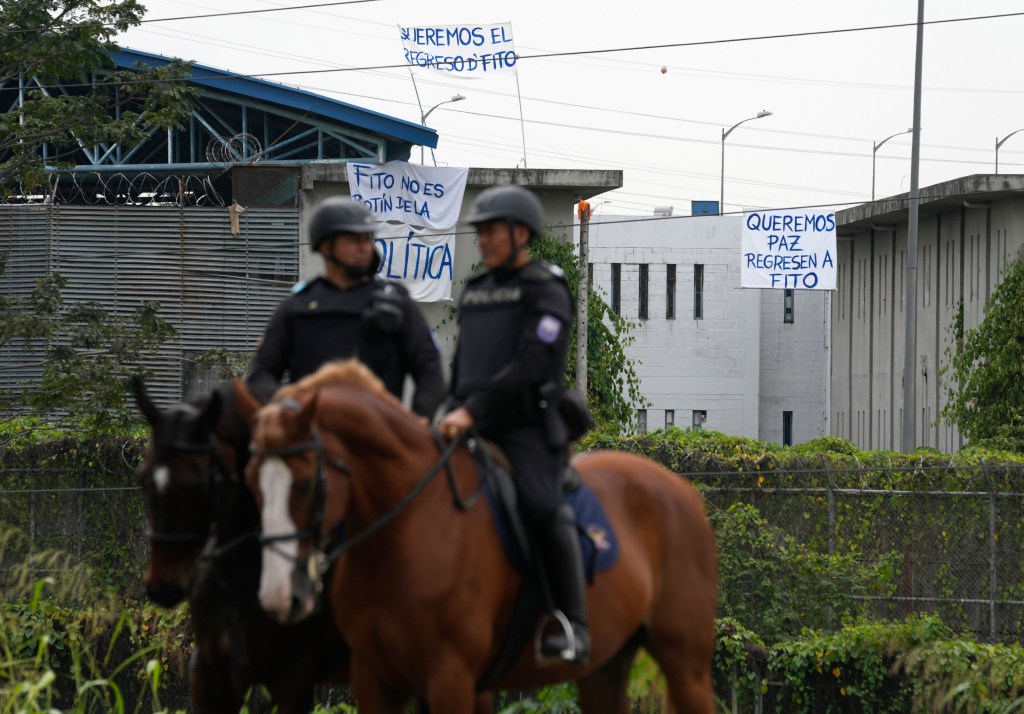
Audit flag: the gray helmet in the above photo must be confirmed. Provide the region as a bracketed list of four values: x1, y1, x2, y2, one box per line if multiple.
[465, 185, 544, 240]
[307, 197, 378, 251]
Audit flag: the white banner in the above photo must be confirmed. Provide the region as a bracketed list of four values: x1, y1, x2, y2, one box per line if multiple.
[399, 23, 517, 77]
[347, 161, 468, 230]
[741, 210, 837, 290]
[374, 222, 454, 302]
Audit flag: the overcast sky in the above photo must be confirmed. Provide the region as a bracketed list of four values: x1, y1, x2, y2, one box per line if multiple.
[119, 0, 1024, 216]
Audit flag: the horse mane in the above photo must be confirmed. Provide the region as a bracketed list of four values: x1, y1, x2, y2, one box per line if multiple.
[273, 359, 404, 412]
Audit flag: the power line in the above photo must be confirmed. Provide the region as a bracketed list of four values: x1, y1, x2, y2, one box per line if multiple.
[442, 107, 1013, 169]
[142, 0, 379, 22]
[17, 10, 1024, 89]
[134, 7, 1024, 102]
[0, 0, 382, 35]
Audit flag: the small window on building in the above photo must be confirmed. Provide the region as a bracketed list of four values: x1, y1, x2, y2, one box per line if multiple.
[611, 263, 621, 315]
[784, 288, 795, 323]
[783, 410, 793, 446]
[637, 409, 647, 435]
[666, 264, 676, 319]
[639, 264, 649, 319]
[587, 262, 593, 288]
[694, 264, 704, 320]
[665, 409, 675, 429]
[692, 409, 707, 430]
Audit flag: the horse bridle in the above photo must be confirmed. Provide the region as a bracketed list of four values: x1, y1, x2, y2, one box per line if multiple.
[252, 429, 335, 556]
[145, 436, 227, 547]
[250, 425, 465, 584]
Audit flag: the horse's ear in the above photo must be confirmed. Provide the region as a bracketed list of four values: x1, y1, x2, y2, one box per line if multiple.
[131, 377, 162, 427]
[193, 389, 222, 436]
[233, 379, 262, 426]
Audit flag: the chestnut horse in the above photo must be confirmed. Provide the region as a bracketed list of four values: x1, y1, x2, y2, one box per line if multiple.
[133, 379, 349, 714]
[244, 362, 718, 713]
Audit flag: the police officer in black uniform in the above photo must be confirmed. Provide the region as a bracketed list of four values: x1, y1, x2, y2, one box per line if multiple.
[247, 197, 445, 419]
[439, 185, 590, 665]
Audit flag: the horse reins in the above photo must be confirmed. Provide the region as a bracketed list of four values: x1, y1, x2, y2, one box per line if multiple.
[251, 425, 465, 579]
[145, 437, 221, 546]
[147, 435, 259, 560]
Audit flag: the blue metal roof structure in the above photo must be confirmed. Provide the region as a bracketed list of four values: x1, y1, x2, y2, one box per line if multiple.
[0, 45, 438, 188]
[111, 48, 437, 151]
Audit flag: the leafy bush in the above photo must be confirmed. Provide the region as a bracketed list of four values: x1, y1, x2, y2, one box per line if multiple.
[713, 502, 898, 644]
[0, 525, 191, 712]
[897, 637, 1024, 713]
[768, 616, 951, 713]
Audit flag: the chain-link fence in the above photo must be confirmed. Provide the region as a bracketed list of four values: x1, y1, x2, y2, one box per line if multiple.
[0, 440, 148, 597]
[4, 458, 1024, 644]
[697, 463, 1024, 643]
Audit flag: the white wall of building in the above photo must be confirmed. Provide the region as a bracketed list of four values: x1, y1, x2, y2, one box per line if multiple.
[584, 213, 829, 444]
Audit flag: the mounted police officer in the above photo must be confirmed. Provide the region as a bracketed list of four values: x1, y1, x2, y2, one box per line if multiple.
[439, 185, 590, 665]
[247, 197, 445, 419]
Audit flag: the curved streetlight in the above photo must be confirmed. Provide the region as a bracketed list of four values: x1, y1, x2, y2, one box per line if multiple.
[720, 110, 771, 215]
[995, 128, 1024, 174]
[872, 128, 913, 200]
[420, 94, 465, 165]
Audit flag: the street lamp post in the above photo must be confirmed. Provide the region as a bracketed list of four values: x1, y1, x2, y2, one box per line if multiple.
[420, 94, 466, 165]
[720, 110, 771, 215]
[872, 129, 913, 200]
[995, 129, 1024, 174]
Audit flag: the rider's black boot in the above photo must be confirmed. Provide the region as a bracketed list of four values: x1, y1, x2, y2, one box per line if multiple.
[537, 504, 590, 665]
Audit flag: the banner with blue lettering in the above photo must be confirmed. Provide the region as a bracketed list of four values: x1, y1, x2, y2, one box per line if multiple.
[374, 222, 454, 302]
[399, 23, 517, 77]
[741, 210, 837, 290]
[347, 161, 469, 230]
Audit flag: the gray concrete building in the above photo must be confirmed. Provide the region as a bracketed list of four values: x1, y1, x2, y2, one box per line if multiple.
[833, 174, 1024, 452]
[582, 213, 829, 445]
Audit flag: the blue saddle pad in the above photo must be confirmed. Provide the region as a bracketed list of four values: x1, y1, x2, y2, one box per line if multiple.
[483, 479, 619, 579]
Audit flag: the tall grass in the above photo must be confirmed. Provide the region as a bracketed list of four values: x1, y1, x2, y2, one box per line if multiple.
[0, 525, 185, 713]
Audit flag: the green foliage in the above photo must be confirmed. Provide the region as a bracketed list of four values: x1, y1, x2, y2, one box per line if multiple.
[191, 347, 253, 381]
[942, 256, 1024, 450]
[0, 436, 150, 593]
[768, 616, 951, 713]
[0, 0, 197, 194]
[897, 637, 1024, 713]
[496, 683, 580, 713]
[529, 237, 646, 431]
[0, 263, 176, 437]
[0, 525, 191, 712]
[713, 502, 898, 644]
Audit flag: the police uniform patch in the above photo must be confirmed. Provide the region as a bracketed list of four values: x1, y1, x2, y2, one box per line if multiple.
[291, 280, 308, 294]
[586, 525, 612, 551]
[536, 314, 562, 344]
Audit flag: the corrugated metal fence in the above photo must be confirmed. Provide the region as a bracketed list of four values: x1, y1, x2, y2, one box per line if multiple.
[0, 204, 297, 404]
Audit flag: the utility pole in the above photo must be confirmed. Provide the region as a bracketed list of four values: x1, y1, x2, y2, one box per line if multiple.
[576, 200, 590, 397]
[901, 0, 925, 453]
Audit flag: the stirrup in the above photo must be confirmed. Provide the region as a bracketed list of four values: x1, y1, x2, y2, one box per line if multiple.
[534, 609, 580, 666]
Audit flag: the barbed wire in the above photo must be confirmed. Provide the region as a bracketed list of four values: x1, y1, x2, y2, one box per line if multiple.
[0, 171, 227, 207]
[205, 133, 263, 164]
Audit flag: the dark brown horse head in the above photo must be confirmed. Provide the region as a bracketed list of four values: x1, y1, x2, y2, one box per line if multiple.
[133, 378, 222, 606]
[245, 391, 330, 623]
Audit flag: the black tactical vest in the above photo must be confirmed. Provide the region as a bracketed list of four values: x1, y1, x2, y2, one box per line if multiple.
[455, 276, 527, 395]
[288, 279, 400, 389]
